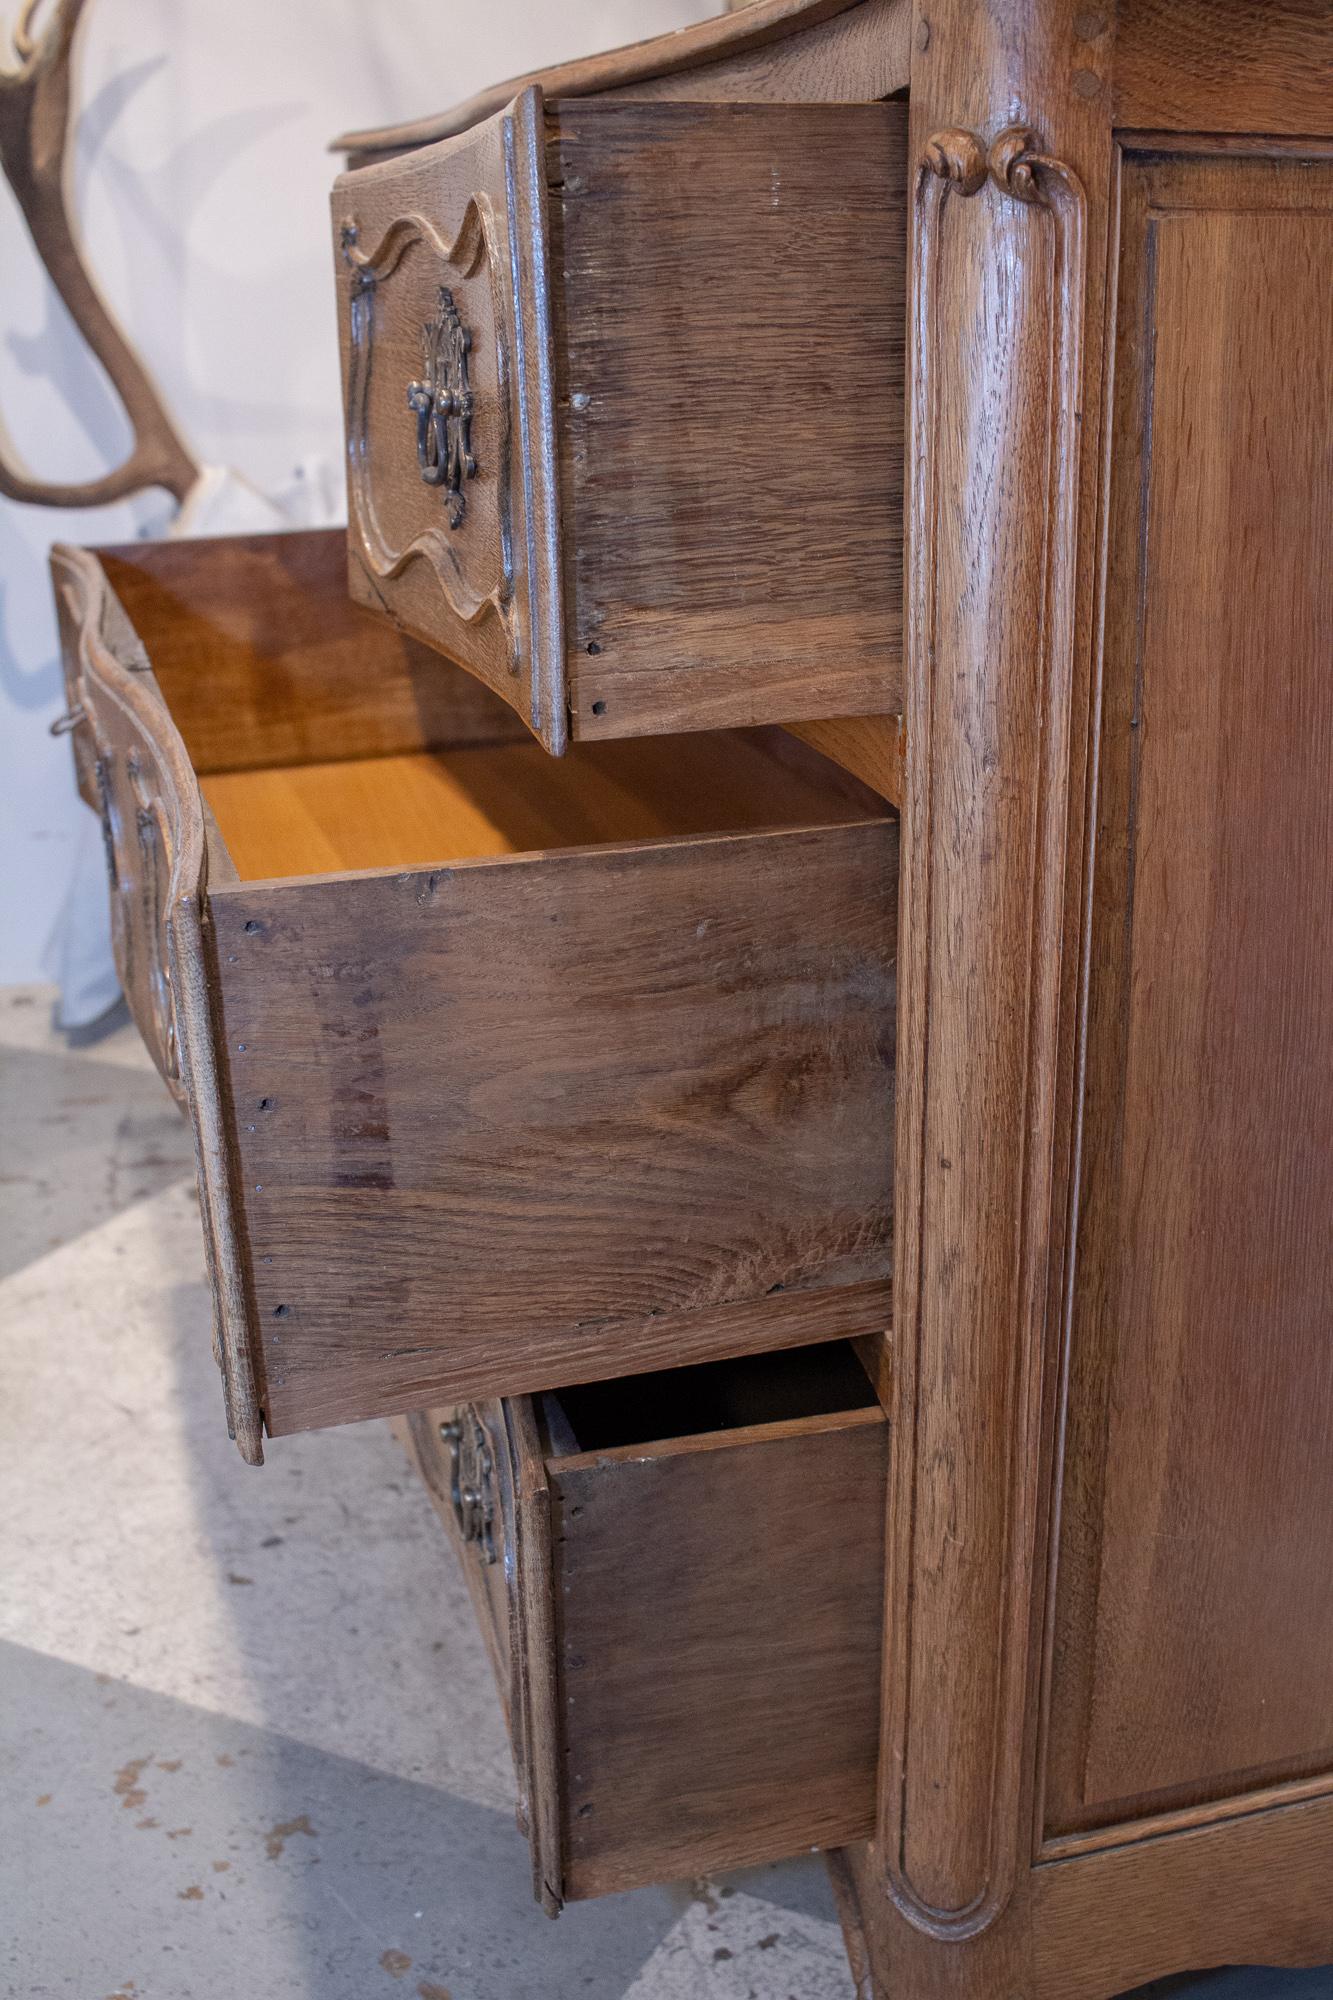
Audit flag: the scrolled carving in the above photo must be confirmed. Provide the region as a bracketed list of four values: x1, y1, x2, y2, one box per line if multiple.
[919, 121, 1083, 216]
[887, 121, 1089, 1943]
[921, 126, 987, 195]
[52, 544, 264, 1468]
[987, 123, 1042, 202]
[338, 201, 513, 631]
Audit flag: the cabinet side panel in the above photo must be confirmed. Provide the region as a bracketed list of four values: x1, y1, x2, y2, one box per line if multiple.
[1045, 148, 1333, 1834]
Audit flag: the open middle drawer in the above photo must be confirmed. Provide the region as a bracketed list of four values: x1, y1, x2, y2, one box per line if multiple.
[52, 529, 897, 1461]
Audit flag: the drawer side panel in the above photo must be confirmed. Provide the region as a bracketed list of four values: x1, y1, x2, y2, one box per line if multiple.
[206, 818, 897, 1434]
[549, 1407, 887, 1897]
[552, 98, 907, 738]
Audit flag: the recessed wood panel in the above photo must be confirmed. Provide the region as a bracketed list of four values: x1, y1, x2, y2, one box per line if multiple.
[1045, 147, 1333, 1836]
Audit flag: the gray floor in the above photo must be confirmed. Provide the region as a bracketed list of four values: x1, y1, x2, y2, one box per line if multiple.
[1, 982, 1329, 2000]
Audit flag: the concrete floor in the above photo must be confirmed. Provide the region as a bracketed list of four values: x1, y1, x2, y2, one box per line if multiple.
[1, 981, 1329, 2000]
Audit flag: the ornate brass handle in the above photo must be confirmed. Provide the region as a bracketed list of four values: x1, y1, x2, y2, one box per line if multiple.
[438, 1410, 496, 1564]
[406, 285, 476, 528]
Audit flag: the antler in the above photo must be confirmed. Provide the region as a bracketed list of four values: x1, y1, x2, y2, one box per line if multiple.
[0, 0, 200, 506]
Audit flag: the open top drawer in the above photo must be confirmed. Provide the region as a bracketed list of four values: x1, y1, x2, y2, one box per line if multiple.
[330, 92, 906, 751]
[53, 528, 897, 1461]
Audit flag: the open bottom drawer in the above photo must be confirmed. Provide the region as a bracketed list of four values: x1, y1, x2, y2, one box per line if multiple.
[52, 529, 898, 1459]
[399, 1339, 887, 1909]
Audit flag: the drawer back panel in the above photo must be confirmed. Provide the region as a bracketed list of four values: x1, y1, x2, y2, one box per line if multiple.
[97, 529, 528, 773]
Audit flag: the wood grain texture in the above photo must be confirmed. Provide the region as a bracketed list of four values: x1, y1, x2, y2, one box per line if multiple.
[337, 94, 906, 748]
[333, 0, 882, 158]
[1032, 1793, 1333, 1998]
[1043, 146, 1333, 1837]
[50, 545, 199, 1095]
[549, 1401, 887, 1898]
[874, 0, 1112, 1936]
[836, 1790, 1333, 2000]
[502, 1396, 562, 1914]
[551, 98, 905, 738]
[1114, 0, 1333, 136]
[788, 717, 904, 809]
[333, 88, 568, 751]
[399, 1405, 514, 1719]
[197, 728, 885, 882]
[50, 543, 262, 1464]
[608, 0, 909, 115]
[207, 816, 897, 1436]
[97, 529, 526, 774]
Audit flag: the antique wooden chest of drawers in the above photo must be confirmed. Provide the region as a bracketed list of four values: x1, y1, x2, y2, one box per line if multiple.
[328, 1, 1333, 1997]
[51, 0, 1333, 1994]
[53, 526, 897, 1463]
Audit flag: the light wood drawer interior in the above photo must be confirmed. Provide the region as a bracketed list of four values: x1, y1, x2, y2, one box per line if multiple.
[331, 93, 906, 752]
[407, 1340, 887, 1910]
[56, 529, 897, 1459]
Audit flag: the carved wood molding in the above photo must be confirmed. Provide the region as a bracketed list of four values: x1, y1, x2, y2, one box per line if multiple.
[337, 200, 516, 634]
[882, 121, 1087, 1940]
[52, 545, 264, 1466]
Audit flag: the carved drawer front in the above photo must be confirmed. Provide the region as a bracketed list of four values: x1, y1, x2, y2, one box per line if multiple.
[399, 1405, 515, 1731]
[331, 93, 907, 754]
[405, 1342, 887, 1911]
[52, 529, 897, 1465]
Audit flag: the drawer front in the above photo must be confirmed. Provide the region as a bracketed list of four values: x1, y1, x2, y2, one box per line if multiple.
[402, 1405, 513, 1707]
[473, 1355, 887, 1907]
[396, 1401, 559, 1906]
[332, 97, 907, 751]
[50, 542, 264, 1465]
[332, 88, 566, 753]
[52, 545, 197, 1095]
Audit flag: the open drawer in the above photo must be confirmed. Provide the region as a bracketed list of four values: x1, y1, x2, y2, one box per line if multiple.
[52, 528, 897, 1462]
[330, 93, 906, 751]
[398, 1338, 887, 1909]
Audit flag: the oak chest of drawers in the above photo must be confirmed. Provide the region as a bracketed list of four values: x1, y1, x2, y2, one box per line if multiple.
[51, 0, 1333, 1994]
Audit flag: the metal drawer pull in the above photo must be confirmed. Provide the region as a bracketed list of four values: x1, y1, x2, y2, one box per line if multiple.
[407, 285, 476, 528]
[439, 1411, 497, 1564]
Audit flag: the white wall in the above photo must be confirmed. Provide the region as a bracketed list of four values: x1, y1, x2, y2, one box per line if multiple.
[0, 0, 712, 986]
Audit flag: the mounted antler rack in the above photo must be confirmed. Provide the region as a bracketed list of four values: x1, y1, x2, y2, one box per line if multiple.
[0, 0, 200, 507]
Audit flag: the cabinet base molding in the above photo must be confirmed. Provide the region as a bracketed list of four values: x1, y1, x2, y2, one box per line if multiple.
[830, 1791, 1333, 2000]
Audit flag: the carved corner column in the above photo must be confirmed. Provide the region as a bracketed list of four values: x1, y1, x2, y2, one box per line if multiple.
[846, 4, 1117, 1992]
